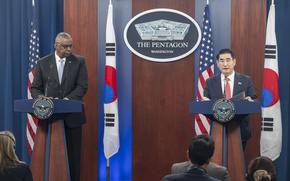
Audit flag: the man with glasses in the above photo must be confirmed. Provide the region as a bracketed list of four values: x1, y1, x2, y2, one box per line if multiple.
[203, 48, 257, 150]
[31, 32, 88, 181]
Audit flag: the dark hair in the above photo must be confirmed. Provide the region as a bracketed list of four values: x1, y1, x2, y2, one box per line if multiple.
[247, 156, 277, 181]
[188, 135, 215, 166]
[216, 48, 235, 60]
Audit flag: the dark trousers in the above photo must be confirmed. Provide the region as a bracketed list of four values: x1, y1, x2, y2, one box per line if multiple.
[65, 125, 82, 181]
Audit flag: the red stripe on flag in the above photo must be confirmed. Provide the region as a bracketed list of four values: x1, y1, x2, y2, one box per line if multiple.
[199, 75, 206, 90]
[195, 114, 209, 135]
[27, 120, 36, 140]
[197, 90, 202, 101]
[207, 67, 214, 77]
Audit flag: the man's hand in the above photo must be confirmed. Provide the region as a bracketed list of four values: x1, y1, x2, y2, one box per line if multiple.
[202, 96, 210, 101]
[244, 96, 254, 102]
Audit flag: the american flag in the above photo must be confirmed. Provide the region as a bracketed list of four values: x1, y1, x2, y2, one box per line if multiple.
[26, 0, 40, 156]
[194, 4, 214, 135]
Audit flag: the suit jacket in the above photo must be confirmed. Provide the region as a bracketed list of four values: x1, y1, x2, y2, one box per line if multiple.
[0, 163, 33, 181]
[164, 166, 220, 181]
[31, 53, 88, 128]
[203, 72, 257, 141]
[171, 161, 229, 181]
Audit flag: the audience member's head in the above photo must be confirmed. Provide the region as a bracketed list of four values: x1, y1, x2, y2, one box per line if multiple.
[247, 156, 277, 181]
[0, 131, 22, 173]
[188, 135, 215, 166]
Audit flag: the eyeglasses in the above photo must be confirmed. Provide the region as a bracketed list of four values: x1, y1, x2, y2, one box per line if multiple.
[218, 58, 233, 64]
[60, 44, 73, 49]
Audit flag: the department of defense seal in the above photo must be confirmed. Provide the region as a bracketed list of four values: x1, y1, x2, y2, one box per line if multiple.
[32, 96, 54, 119]
[212, 98, 235, 123]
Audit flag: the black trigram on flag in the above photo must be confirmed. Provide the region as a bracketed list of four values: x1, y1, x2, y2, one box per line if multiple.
[262, 117, 274, 132]
[105, 113, 115, 127]
[265, 45, 276, 59]
[106, 43, 115, 56]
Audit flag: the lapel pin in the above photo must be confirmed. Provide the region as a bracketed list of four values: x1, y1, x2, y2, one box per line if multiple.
[238, 82, 242, 85]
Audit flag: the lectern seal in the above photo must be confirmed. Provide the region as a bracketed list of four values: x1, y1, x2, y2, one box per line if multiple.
[32, 96, 54, 119]
[212, 98, 235, 123]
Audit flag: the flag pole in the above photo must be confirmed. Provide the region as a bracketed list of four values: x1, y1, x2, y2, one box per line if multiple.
[106, 159, 110, 181]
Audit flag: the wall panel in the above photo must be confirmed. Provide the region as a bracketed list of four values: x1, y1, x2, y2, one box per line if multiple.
[231, 0, 266, 164]
[64, 0, 98, 180]
[132, 1, 195, 180]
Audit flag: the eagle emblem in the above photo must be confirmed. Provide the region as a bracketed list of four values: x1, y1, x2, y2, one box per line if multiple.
[212, 98, 236, 123]
[32, 96, 54, 119]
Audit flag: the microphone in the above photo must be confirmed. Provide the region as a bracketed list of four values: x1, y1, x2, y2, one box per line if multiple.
[45, 76, 50, 97]
[45, 63, 53, 97]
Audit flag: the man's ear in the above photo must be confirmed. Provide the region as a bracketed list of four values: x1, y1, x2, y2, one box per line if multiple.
[233, 58, 237, 65]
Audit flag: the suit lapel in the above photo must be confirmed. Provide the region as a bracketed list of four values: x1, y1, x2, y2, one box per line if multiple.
[233, 73, 243, 96]
[49, 55, 60, 85]
[216, 75, 224, 98]
[61, 56, 72, 85]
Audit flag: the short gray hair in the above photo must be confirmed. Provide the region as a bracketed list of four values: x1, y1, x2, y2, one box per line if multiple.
[55, 32, 72, 43]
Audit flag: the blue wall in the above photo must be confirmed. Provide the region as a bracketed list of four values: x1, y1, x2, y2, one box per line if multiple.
[98, 0, 132, 180]
[274, 0, 290, 180]
[0, 0, 63, 163]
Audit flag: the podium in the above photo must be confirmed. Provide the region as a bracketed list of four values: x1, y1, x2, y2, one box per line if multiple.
[190, 100, 260, 181]
[14, 99, 82, 181]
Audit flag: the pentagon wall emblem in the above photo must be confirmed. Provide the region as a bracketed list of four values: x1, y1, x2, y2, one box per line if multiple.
[32, 97, 54, 120]
[135, 19, 190, 41]
[212, 99, 236, 123]
[124, 8, 201, 62]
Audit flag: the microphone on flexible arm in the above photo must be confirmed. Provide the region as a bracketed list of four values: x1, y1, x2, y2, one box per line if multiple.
[44, 63, 53, 98]
[44, 76, 50, 97]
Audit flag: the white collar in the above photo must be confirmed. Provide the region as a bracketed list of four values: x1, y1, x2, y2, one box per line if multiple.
[55, 52, 66, 63]
[221, 71, 235, 81]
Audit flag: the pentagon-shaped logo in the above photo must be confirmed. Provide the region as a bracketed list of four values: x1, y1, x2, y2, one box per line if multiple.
[124, 8, 201, 62]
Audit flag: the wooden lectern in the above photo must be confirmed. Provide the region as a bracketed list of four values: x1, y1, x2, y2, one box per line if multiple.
[14, 99, 82, 181]
[189, 100, 260, 181]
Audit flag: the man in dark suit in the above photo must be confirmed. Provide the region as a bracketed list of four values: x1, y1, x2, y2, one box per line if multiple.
[171, 161, 228, 181]
[31, 32, 88, 181]
[163, 135, 220, 181]
[204, 48, 257, 149]
[171, 135, 229, 181]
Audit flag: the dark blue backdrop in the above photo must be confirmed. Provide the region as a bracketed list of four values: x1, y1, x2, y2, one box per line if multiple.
[0, 0, 63, 163]
[273, 0, 290, 180]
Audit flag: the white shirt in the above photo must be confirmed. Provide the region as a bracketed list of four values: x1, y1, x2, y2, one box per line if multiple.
[221, 71, 235, 97]
[55, 52, 66, 70]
